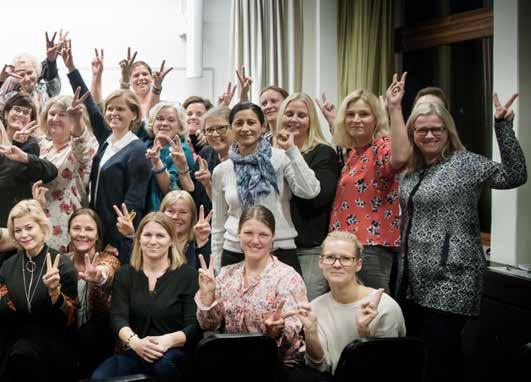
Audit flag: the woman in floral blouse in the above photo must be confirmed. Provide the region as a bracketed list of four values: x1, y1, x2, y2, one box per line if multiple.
[36, 90, 97, 252]
[329, 74, 411, 293]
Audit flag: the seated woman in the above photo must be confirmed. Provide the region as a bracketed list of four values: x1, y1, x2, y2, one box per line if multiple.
[300, 230, 406, 375]
[196, 205, 313, 380]
[63, 208, 120, 379]
[0, 199, 77, 382]
[92, 212, 200, 382]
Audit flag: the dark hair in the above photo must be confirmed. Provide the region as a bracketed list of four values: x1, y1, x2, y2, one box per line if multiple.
[130, 61, 152, 76]
[238, 205, 275, 235]
[182, 96, 213, 111]
[229, 102, 265, 125]
[68, 208, 104, 251]
[260, 85, 289, 99]
[3, 93, 38, 124]
[413, 87, 449, 109]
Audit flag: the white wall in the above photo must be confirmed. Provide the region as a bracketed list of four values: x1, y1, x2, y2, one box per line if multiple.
[2, 0, 231, 105]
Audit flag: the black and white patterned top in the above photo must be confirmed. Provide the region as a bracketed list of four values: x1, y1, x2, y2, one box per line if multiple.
[398, 119, 527, 316]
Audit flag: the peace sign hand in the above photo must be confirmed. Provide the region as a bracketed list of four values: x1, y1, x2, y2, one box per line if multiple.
[145, 143, 163, 167]
[78, 253, 106, 284]
[45, 31, 60, 62]
[194, 157, 212, 188]
[60, 39, 75, 72]
[119, 47, 137, 82]
[0, 64, 20, 83]
[315, 92, 337, 125]
[296, 302, 318, 334]
[32, 180, 49, 207]
[263, 300, 297, 338]
[92, 49, 104, 77]
[235, 66, 253, 101]
[152, 60, 173, 89]
[113, 203, 135, 237]
[356, 288, 384, 337]
[43, 253, 61, 295]
[276, 129, 295, 150]
[193, 205, 213, 247]
[167, 136, 189, 172]
[68, 86, 90, 124]
[218, 81, 237, 107]
[493, 92, 518, 121]
[386, 72, 407, 109]
[198, 254, 216, 305]
[12, 120, 39, 144]
[0, 144, 29, 164]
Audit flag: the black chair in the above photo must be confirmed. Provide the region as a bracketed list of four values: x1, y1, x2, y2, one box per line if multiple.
[334, 337, 425, 382]
[78, 375, 152, 382]
[194, 332, 280, 382]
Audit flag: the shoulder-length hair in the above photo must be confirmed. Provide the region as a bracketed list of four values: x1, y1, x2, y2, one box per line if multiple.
[130, 212, 185, 271]
[7, 199, 51, 249]
[405, 102, 465, 171]
[67, 208, 104, 251]
[39, 95, 91, 138]
[332, 89, 389, 148]
[159, 190, 198, 242]
[274, 93, 331, 153]
[103, 90, 142, 132]
[147, 102, 187, 139]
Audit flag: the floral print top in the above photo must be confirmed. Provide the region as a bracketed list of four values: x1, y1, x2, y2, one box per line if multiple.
[195, 256, 308, 364]
[39, 128, 98, 252]
[330, 136, 401, 247]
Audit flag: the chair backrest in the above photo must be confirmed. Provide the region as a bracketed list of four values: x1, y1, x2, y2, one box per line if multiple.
[334, 337, 425, 382]
[194, 332, 280, 382]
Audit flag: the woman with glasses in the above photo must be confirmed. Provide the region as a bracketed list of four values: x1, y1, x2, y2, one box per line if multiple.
[297, 230, 405, 375]
[397, 94, 527, 382]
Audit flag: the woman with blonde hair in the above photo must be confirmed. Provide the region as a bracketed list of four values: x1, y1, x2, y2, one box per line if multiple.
[276, 93, 340, 300]
[92, 212, 200, 382]
[329, 75, 411, 294]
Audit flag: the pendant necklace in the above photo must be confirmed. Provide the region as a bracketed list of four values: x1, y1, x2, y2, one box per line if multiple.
[22, 248, 47, 313]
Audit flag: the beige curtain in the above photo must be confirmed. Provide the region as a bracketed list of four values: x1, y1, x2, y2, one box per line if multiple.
[337, 0, 393, 101]
[230, 0, 302, 102]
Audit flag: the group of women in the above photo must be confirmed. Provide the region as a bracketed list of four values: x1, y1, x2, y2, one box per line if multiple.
[0, 31, 527, 382]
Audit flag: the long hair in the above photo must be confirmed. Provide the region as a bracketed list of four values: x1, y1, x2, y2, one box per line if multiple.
[103, 90, 142, 132]
[67, 208, 104, 251]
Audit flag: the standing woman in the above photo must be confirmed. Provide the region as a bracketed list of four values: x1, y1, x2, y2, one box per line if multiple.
[211, 102, 320, 273]
[329, 75, 410, 293]
[0, 199, 77, 382]
[2, 93, 40, 154]
[397, 95, 527, 382]
[92, 212, 200, 382]
[260, 85, 289, 142]
[182, 96, 213, 153]
[277, 93, 340, 300]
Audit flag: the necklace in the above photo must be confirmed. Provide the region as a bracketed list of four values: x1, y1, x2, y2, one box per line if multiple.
[21, 250, 47, 313]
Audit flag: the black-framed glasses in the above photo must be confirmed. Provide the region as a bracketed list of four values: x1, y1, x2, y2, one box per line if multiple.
[204, 125, 230, 136]
[414, 127, 446, 137]
[320, 255, 358, 267]
[10, 105, 32, 116]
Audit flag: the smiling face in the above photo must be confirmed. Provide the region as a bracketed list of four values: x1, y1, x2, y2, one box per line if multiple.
[260, 89, 285, 126]
[413, 113, 448, 164]
[281, 100, 310, 146]
[153, 106, 181, 138]
[238, 218, 274, 262]
[319, 239, 361, 287]
[130, 64, 153, 95]
[186, 102, 207, 134]
[69, 213, 98, 255]
[105, 96, 136, 134]
[47, 103, 73, 145]
[345, 99, 376, 146]
[162, 200, 193, 237]
[6, 104, 32, 132]
[204, 116, 233, 155]
[140, 221, 172, 261]
[232, 109, 262, 154]
[14, 61, 38, 93]
[13, 215, 46, 255]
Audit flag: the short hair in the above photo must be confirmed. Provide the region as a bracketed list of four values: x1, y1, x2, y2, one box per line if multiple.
[39, 95, 91, 138]
[322, 230, 363, 259]
[147, 102, 187, 139]
[103, 90, 142, 132]
[238, 205, 275, 235]
[67, 208, 104, 251]
[3, 93, 38, 124]
[229, 102, 265, 126]
[405, 102, 465, 170]
[130, 212, 185, 271]
[260, 85, 289, 99]
[159, 190, 198, 242]
[413, 87, 449, 109]
[332, 89, 389, 148]
[275, 92, 330, 152]
[201, 105, 231, 125]
[182, 96, 213, 111]
[11, 53, 42, 78]
[7, 199, 51, 249]
[130, 61, 153, 76]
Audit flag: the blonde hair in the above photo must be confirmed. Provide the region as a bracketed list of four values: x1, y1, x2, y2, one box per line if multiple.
[130, 212, 185, 271]
[39, 95, 91, 138]
[274, 93, 330, 153]
[406, 102, 465, 170]
[7, 199, 51, 249]
[332, 89, 389, 148]
[201, 105, 231, 125]
[103, 90, 142, 132]
[147, 102, 187, 139]
[322, 230, 363, 259]
[159, 190, 198, 242]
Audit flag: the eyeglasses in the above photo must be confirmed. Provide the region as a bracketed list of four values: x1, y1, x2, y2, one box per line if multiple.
[204, 125, 229, 136]
[321, 255, 358, 267]
[10, 106, 32, 117]
[414, 127, 446, 137]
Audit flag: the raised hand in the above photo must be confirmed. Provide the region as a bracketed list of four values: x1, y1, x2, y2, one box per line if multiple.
[60, 39, 75, 72]
[296, 302, 318, 333]
[0, 64, 20, 83]
[12, 120, 39, 144]
[113, 203, 136, 237]
[276, 129, 295, 150]
[195, 129, 208, 147]
[167, 136, 189, 172]
[198, 254, 216, 305]
[91, 49, 104, 77]
[45, 31, 60, 62]
[32, 180, 49, 207]
[129, 336, 165, 363]
[263, 299, 297, 338]
[78, 253, 107, 284]
[193, 205, 213, 247]
[43, 253, 61, 296]
[218, 81, 237, 107]
[0, 144, 29, 164]
[493, 92, 518, 121]
[145, 142, 163, 167]
[152, 60, 173, 90]
[236, 65, 252, 101]
[119, 47, 137, 84]
[68, 87, 90, 126]
[194, 157, 212, 188]
[356, 288, 384, 337]
[315, 92, 337, 125]
[386, 72, 407, 109]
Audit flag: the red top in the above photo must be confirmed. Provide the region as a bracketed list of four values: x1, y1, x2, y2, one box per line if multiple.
[329, 136, 401, 247]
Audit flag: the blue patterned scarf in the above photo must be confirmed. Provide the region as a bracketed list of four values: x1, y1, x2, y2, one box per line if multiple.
[229, 138, 279, 206]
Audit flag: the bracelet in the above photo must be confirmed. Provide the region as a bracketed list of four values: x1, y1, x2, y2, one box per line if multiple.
[125, 333, 138, 349]
[49, 284, 61, 297]
[178, 168, 191, 175]
[151, 85, 162, 95]
[153, 165, 167, 174]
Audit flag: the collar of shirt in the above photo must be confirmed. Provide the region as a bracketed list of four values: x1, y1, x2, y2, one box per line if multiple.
[105, 131, 139, 152]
